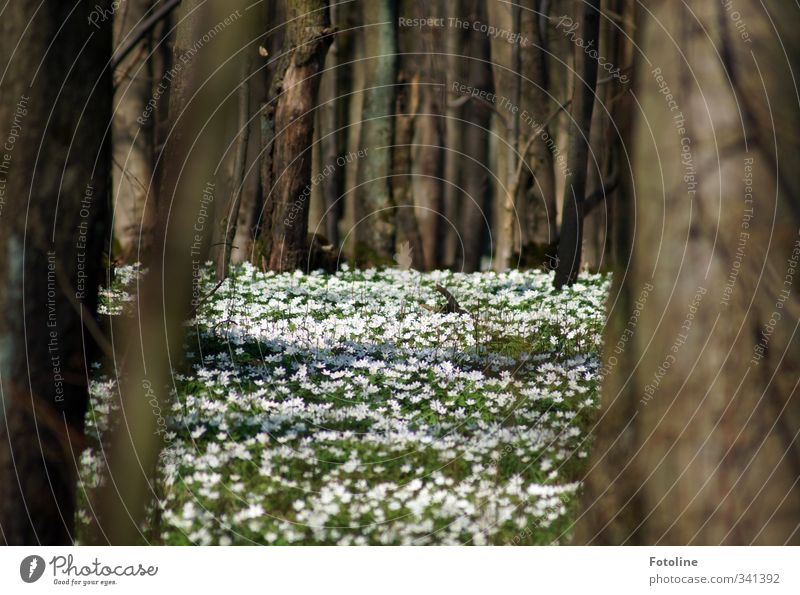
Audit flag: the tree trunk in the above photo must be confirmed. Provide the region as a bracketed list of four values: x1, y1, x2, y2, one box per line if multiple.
[443, 0, 492, 272]
[216, 56, 252, 281]
[0, 1, 111, 544]
[553, 0, 600, 288]
[112, 0, 157, 262]
[354, 0, 397, 265]
[311, 0, 349, 247]
[90, 0, 252, 543]
[412, 1, 446, 271]
[515, 0, 558, 268]
[258, 0, 333, 272]
[574, 0, 800, 545]
[392, 66, 426, 270]
[487, 0, 521, 271]
[582, 0, 629, 272]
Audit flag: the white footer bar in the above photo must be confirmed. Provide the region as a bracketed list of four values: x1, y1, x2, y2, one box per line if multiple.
[1, 546, 797, 594]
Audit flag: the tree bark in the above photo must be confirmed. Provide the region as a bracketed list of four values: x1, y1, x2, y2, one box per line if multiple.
[353, 0, 397, 265]
[258, 0, 333, 272]
[311, 0, 349, 247]
[573, 0, 800, 544]
[0, 0, 112, 544]
[217, 56, 252, 281]
[112, 0, 157, 262]
[515, 0, 558, 268]
[90, 0, 252, 543]
[391, 61, 427, 271]
[553, 0, 600, 288]
[443, 0, 492, 272]
[487, 0, 520, 271]
[411, 0, 446, 271]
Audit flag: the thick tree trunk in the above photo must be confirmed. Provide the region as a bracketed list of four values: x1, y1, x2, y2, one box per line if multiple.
[0, 1, 111, 544]
[90, 0, 252, 543]
[574, 0, 800, 544]
[259, 0, 333, 272]
[354, 0, 397, 264]
[553, 0, 600, 288]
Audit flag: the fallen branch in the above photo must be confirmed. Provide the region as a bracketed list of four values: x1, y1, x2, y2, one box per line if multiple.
[421, 284, 467, 315]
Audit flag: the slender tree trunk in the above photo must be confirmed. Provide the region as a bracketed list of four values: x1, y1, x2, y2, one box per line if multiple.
[444, 0, 492, 272]
[487, 0, 521, 271]
[354, 0, 397, 264]
[217, 57, 252, 281]
[582, 0, 628, 272]
[391, 66, 426, 269]
[553, 0, 600, 288]
[311, 0, 348, 247]
[113, 0, 157, 262]
[442, 2, 464, 270]
[516, 0, 558, 268]
[574, 0, 800, 545]
[258, 0, 333, 272]
[238, 0, 283, 266]
[231, 62, 264, 268]
[0, 1, 111, 544]
[411, 1, 446, 270]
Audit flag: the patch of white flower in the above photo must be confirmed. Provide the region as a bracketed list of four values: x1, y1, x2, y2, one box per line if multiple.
[80, 263, 609, 545]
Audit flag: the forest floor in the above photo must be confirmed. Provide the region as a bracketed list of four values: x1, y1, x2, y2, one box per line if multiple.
[79, 263, 609, 545]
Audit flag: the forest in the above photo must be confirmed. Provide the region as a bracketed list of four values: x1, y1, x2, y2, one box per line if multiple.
[0, 0, 799, 549]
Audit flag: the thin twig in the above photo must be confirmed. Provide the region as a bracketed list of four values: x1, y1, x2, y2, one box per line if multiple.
[111, 0, 182, 69]
[53, 262, 115, 360]
[446, 90, 509, 128]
